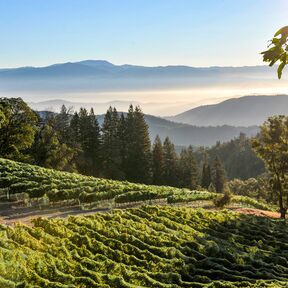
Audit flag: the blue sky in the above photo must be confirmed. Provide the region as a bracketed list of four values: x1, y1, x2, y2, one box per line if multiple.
[0, 0, 288, 68]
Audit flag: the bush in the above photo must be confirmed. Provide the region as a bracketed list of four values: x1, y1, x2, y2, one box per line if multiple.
[213, 187, 232, 208]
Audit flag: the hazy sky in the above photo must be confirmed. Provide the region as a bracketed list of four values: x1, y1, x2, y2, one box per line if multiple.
[0, 0, 288, 68]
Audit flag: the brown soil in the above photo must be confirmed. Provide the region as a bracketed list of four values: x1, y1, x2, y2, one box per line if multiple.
[0, 205, 110, 227]
[230, 207, 281, 219]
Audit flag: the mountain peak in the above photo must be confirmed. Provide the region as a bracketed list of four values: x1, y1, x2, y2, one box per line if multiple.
[77, 60, 115, 67]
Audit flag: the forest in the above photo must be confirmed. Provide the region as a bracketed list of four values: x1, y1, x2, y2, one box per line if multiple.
[0, 98, 265, 191]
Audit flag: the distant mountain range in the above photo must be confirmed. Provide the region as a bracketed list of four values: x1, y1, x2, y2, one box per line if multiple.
[0, 60, 278, 79]
[168, 95, 288, 126]
[1, 60, 287, 115]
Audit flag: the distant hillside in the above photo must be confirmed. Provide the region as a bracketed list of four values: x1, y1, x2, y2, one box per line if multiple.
[168, 95, 288, 126]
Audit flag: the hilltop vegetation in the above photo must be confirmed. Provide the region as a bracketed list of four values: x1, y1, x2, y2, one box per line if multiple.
[0, 206, 287, 287]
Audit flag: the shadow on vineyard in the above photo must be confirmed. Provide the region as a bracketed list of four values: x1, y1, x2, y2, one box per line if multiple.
[0, 206, 287, 287]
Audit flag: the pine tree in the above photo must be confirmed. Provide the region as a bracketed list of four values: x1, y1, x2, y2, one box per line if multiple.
[86, 108, 101, 175]
[70, 112, 81, 144]
[162, 137, 178, 187]
[124, 106, 152, 183]
[152, 135, 164, 185]
[54, 105, 72, 144]
[118, 113, 127, 178]
[179, 146, 199, 189]
[122, 105, 134, 180]
[201, 152, 211, 189]
[212, 156, 226, 193]
[100, 107, 123, 179]
[72, 107, 101, 176]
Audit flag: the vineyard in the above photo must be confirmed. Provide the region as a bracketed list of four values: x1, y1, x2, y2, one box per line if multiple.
[0, 158, 285, 287]
[0, 206, 287, 287]
[0, 158, 273, 211]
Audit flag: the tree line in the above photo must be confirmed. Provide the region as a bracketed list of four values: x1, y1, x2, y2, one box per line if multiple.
[0, 97, 227, 192]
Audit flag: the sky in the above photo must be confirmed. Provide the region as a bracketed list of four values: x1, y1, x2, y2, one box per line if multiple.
[0, 0, 288, 68]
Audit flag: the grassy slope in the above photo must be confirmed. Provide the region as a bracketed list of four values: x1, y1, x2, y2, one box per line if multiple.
[0, 206, 287, 287]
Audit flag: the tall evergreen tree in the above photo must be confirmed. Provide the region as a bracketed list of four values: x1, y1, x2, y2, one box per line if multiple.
[124, 106, 152, 183]
[152, 135, 164, 185]
[123, 105, 135, 180]
[118, 113, 127, 177]
[162, 137, 178, 187]
[72, 108, 101, 175]
[86, 108, 101, 175]
[70, 112, 81, 144]
[54, 105, 72, 144]
[179, 146, 199, 189]
[212, 156, 226, 193]
[101, 107, 123, 179]
[201, 152, 211, 189]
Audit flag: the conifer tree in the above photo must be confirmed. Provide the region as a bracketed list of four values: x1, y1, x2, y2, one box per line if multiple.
[124, 106, 152, 183]
[86, 108, 101, 175]
[72, 107, 101, 175]
[162, 137, 178, 187]
[70, 112, 81, 144]
[212, 156, 226, 193]
[54, 105, 72, 144]
[179, 146, 199, 189]
[101, 107, 123, 179]
[122, 105, 135, 180]
[118, 113, 127, 176]
[201, 153, 211, 189]
[152, 135, 164, 185]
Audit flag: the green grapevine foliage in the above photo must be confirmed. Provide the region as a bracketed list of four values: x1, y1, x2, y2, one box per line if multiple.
[0, 207, 288, 287]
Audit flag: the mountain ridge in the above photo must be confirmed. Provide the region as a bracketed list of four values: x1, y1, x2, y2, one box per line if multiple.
[168, 95, 288, 126]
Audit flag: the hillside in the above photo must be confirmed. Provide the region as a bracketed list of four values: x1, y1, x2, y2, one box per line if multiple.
[0, 158, 272, 212]
[0, 158, 273, 215]
[0, 158, 216, 207]
[1, 207, 287, 287]
[0, 159, 283, 287]
[144, 115, 259, 146]
[168, 95, 288, 126]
